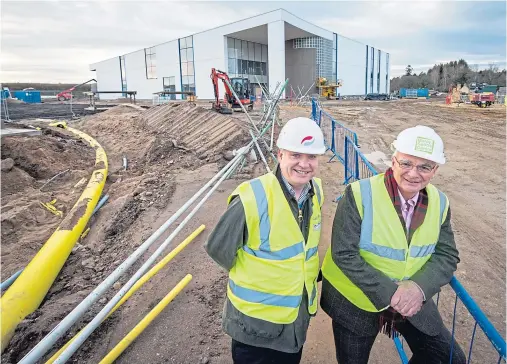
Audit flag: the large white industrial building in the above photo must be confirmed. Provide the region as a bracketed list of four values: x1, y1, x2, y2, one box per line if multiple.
[90, 9, 390, 100]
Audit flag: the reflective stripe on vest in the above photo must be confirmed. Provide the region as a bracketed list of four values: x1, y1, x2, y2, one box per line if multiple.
[227, 173, 323, 324]
[251, 179, 270, 250]
[229, 279, 301, 308]
[358, 178, 447, 261]
[313, 180, 322, 206]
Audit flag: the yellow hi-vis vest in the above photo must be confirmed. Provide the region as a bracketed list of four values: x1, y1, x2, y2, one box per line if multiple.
[227, 172, 324, 324]
[321, 173, 448, 312]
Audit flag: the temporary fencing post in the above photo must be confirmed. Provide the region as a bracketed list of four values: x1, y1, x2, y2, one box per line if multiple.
[328, 119, 337, 163]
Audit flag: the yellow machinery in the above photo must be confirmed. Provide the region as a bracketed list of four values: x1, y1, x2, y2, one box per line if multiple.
[317, 77, 342, 100]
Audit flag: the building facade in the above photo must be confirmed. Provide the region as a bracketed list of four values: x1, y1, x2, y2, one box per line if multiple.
[90, 9, 390, 100]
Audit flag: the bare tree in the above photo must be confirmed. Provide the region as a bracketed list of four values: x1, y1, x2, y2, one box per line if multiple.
[486, 63, 500, 84]
[443, 67, 449, 90]
[429, 68, 439, 90]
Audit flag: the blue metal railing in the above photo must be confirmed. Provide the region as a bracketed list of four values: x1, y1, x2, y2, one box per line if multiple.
[312, 98, 358, 165]
[310, 97, 506, 363]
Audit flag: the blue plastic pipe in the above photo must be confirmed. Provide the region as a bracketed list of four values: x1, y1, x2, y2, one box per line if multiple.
[92, 195, 109, 216]
[0, 270, 23, 291]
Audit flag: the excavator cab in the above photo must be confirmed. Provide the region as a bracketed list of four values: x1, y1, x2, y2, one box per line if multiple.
[230, 77, 251, 101]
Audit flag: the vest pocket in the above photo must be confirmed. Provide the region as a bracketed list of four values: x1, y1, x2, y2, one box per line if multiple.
[229, 307, 284, 338]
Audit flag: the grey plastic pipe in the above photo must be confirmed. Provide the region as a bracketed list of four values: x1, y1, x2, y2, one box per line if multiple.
[52, 156, 245, 363]
[259, 79, 288, 130]
[18, 152, 245, 364]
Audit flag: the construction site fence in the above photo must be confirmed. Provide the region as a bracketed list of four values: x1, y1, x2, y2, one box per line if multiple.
[311, 99, 358, 166]
[310, 97, 506, 363]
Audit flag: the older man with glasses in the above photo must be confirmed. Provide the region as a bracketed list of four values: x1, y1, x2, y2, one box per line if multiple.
[320, 125, 466, 364]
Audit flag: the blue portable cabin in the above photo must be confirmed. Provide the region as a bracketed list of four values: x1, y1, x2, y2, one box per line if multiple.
[13, 90, 42, 103]
[400, 88, 429, 99]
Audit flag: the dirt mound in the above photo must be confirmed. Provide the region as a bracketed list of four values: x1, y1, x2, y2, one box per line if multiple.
[2, 128, 94, 181]
[142, 102, 251, 159]
[1, 130, 96, 278]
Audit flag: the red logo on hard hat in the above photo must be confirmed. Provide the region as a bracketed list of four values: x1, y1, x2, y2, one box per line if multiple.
[301, 136, 315, 146]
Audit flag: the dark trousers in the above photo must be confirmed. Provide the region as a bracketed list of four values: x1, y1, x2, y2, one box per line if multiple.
[231, 339, 303, 364]
[332, 319, 467, 364]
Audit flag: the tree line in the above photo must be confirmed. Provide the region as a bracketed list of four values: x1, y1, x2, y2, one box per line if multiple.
[2, 83, 92, 91]
[390, 60, 506, 92]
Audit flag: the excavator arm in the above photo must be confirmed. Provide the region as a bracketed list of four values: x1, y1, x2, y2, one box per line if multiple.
[57, 79, 97, 101]
[210, 68, 233, 114]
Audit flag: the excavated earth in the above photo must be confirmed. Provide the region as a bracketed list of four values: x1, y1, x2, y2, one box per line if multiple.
[1, 102, 253, 363]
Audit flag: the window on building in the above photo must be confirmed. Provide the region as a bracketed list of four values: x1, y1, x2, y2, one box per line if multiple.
[370, 47, 374, 93]
[227, 37, 268, 87]
[163, 76, 176, 100]
[293, 36, 334, 83]
[179, 36, 195, 98]
[119, 55, 127, 96]
[377, 49, 381, 93]
[145, 47, 157, 79]
[386, 53, 390, 93]
[332, 34, 337, 84]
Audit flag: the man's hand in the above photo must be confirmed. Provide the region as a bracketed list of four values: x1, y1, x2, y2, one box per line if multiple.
[390, 280, 424, 317]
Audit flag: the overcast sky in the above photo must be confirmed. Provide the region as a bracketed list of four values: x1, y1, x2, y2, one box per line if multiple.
[1, 1, 505, 83]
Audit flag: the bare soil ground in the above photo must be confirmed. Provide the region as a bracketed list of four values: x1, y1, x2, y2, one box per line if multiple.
[1, 98, 504, 364]
[4, 101, 121, 121]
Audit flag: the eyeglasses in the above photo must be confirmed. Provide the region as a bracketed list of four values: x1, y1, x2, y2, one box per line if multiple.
[393, 156, 436, 174]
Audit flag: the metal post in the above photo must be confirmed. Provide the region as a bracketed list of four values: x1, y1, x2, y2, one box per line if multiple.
[296, 85, 303, 99]
[70, 91, 76, 119]
[259, 79, 288, 130]
[344, 136, 349, 184]
[248, 129, 270, 172]
[270, 113, 275, 152]
[297, 82, 315, 106]
[254, 75, 268, 101]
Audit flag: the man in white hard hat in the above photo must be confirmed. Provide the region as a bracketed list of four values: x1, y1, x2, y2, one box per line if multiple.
[206, 117, 326, 364]
[320, 125, 466, 364]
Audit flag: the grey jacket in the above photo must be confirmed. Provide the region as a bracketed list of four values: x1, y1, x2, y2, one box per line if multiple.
[320, 184, 460, 336]
[205, 166, 320, 353]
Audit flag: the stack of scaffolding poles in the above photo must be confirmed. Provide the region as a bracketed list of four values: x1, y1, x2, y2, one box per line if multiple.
[18, 80, 287, 364]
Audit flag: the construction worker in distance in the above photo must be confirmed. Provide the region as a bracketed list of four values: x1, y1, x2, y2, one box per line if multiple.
[320, 125, 466, 364]
[205, 117, 326, 364]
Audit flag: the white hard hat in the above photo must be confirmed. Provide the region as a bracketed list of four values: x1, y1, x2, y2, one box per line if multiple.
[276, 117, 326, 155]
[392, 125, 446, 164]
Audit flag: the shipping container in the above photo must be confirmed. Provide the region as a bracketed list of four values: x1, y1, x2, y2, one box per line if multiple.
[13, 90, 42, 103]
[399, 88, 429, 98]
[480, 85, 498, 93]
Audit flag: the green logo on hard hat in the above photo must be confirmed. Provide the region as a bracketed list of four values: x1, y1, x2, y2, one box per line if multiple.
[415, 137, 434, 154]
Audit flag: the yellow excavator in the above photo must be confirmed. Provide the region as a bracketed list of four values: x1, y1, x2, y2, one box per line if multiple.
[317, 77, 342, 100]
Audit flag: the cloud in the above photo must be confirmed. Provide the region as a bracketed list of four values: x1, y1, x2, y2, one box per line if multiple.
[0, 1, 258, 82]
[0, 1, 505, 83]
[309, 1, 506, 77]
